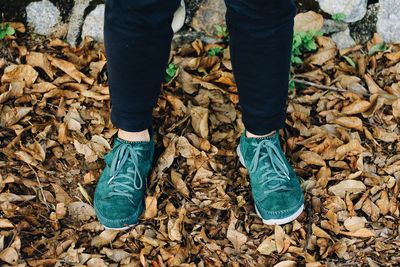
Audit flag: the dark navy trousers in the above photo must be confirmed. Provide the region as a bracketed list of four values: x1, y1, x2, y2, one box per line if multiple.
[104, 0, 296, 135]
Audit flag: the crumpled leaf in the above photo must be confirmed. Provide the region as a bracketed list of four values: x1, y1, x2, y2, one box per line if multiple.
[328, 180, 367, 198]
[1, 64, 38, 87]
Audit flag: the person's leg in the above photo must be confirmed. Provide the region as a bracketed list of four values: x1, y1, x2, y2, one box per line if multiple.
[104, 0, 181, 141]
[94, 0, 180, 230]
[225, 0, 296, 136]
[226, 0, 304, 225]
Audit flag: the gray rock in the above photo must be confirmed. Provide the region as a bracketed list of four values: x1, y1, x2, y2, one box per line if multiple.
[191, 0, 226, 36]
[350, 3, 379, 44]
[377, 0, 400, 43]
[331, 28, 357, 49]
[318, 0, 368, 22]
[26, 0, 61, 35]
[67, 0, 92, 46]
[81, 4, 105, 42]
[172, 30, 221, 49]
[172, 0, 186, 33]
[321, 19, 348, 34]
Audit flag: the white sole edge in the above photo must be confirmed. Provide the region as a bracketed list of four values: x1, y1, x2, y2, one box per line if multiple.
[103, 224, 136, 231]
[236, 145, 304, 225]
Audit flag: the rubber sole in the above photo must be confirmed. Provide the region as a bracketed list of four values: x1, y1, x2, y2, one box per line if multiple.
[103, 224, 136, 231]
[236, 145, 304, 225]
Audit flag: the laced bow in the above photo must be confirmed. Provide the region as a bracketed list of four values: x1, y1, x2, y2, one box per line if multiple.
[106, 143, 145, 204]
[249, 139, 292, 198]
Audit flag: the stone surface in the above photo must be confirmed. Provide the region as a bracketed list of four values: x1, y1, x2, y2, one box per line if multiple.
[376, 0, 400, 42]
[331, 28, 357, 49]
[67, 0, 92, 46]
[172, 0, 186, 33]
[172, 30, 221, 49]
[26, 0, 61, 35]
[350, 3, 379, 44]
[321, 19, 348, 34]
[81, 4, 105, 42]
[318, 0, 368, 22]
[191, 0, 226, 36]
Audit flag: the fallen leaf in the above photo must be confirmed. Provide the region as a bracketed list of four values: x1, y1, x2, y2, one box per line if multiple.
[328, 180, 367, 198]
[144, 195, 158, 219]
[294, 11, 324, 33]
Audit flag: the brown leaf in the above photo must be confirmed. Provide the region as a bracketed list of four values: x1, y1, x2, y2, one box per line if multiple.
[1, 64, 38, 87]
[306, 48, 336, 65]
[344, 216, 366, 232]
[171, 170, 190, 197]
[144, 195, 158, 219]
[335, 139, 364, 160]
[73, 139, 98, 163]
[0, 218, 14, 228]
[190, 106, 209, 139]
[332, 116, 363, 131]
[328, 180, 367, 198]
[273, 261, 297, 267]
[68, 201, 96, 222]
[342, 100, 371, 115]
[227, 213, 247, 250]
[274, 225, 285, 253]
[0, 106, 32, 127]
[0, 247, 18, 265]
[299, 151, 326, 166]
[257, 236, 276, 255]
[339, 228, 375, 238]
[91, 230, 119, 247]
[294, 11, 324, 33]
[26, 52, 54, 79]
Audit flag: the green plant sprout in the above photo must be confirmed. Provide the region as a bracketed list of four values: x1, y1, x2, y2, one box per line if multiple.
[0, 22, 15, 40]
[291, 30, 323, 64]
[332, 13, 346, 23]
[208, 47, 223, 56]
[165, 63, 178, 83]
[368, 43, 387, 56]
[215, 24, 229, 43]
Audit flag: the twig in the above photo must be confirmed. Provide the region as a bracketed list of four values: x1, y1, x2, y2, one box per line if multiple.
[27, 164, 50, 210]
[291, 78, 347, 93]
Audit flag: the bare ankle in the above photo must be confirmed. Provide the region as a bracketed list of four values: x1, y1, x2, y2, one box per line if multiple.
[118, 129, 150, 142]
[246, 130, 276, 138]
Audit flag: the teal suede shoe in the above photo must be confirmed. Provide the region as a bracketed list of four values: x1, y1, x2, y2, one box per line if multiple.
[94, 137, 154, 230]
[237, 131, 304, 225]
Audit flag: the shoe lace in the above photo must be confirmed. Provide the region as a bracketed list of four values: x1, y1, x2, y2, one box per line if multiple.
[249, 139, 292, 199]
[106, 143, 145, 204]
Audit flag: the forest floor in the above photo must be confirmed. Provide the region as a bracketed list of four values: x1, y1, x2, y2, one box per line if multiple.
[0, 15, 400, 267]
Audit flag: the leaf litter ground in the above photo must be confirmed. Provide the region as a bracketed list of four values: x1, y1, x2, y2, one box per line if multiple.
[0, 24, 400, 267]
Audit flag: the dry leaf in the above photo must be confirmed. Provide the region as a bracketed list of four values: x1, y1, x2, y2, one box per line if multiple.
[328, 180, 366, 198]
[190, 106, 209, 139]
[299, 151, 326, 166]
[1, 64, 38, 87]
[344, 216, 366, 232]
[274, 225, 285, 253]
[144, 195, 158, 219]
[171, 170, 190, 197]
[294, 11, 324, 33]
[257, 236, 276, 255]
